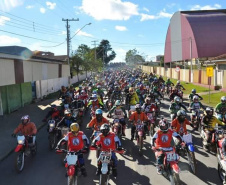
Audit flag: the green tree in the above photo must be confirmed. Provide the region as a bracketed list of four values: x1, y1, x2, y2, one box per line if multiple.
[96, 40, 116, 65]
[125, 49, 145, 64]
[70, 54, 83, 81]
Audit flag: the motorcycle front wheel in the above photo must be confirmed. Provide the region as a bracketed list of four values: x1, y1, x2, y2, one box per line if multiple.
[149, 124, 155, 137]
[218, 163, 226, 183]
[187, 151, 196, 174]
[49, 133, 56, 150]
[169, 170, 180, 185]
[15, 152, 25, 173]
[99, 174, 109, 185]
[137, 135, 143, 155]
[68, 175, 78, 185]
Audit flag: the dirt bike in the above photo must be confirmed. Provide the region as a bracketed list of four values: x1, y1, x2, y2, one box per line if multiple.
[111, 118, 123, 139]
[166, 85, 173, 96]
[216, 130, 226, 184]
[58, 126, 70, 164]
[146, 107, 157, 137]
[72, 108, 84, 126]
[153, 147, 181, 185]
[90, 147, 125, 185]
[56, 149, 87, 185]
[14, 134, 37, 173]
[134, 120, 145, 155]
[105, 99, 113, 111]
[190, 108, 203, 132]
[177, 133, 196, 174]
[48, 119, 58, 150]
[87, 127, 101, 158]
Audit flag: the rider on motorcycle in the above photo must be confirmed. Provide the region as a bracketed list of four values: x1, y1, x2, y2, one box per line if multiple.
[151, 119, 182, 174]
[111, 86, 122, 103]
[107, 100, 127, 136]
[189, 95, 205, 111]
[129, 104, 148, 140]
[56, 123, 89, 177]
[175, 80, 185, 91]
[87, 94, 104, 110]
[169, 96, 188, 120]
[58, 86, 67, 100]
[42, 104, 60, 122]
[171, 110, 194, 135]
[165, 78, 174, 87]
[12, 115, 37, 150]
[91, 123, 122, 177]
[86, 109, 109, 140]
[215, 96, 226, 121]
[126, 87, 139, 109]
[202, 107, 225, 150]
[188, 89, 203, 103]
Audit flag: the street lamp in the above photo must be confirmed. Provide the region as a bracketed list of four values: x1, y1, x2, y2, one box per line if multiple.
[70, 23, 92, 40]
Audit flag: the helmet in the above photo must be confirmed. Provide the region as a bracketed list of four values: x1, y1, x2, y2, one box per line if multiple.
[153, 86, 158, 91]
[115, 100, 121, 106]
[115, 86, 119, 90]
[145, 97, 151, 104]
[206, 107, 213, 116]
[97, 85, 101, 88]
[21, 115, 30, 124]
[177, 110, 186, 122]
[79, 85, 82, 89]
[174, 96, 180, 103]
[193, 95, 199, 102]
[221, 96, 226, 103]
[70, 123, 80, 134]
[167, 78, 170, 81]
[191, 89, 196, 94]
[177, 80, 180, 84]
[64, 109, 71, 119]
[92, 94, 97, 101]
[95, 109, 103, 122]
[129, 87, 134, 94]
[51, 104, 57, 111]
[136, 89, 140, 94]
[100, 123, 110, 136]
[135, 104, 141, 114]
[92, 90, 97, 94]
[154, 77, 158, 82]
[81, 90, 85, 94]
[159, 119, 168, 132]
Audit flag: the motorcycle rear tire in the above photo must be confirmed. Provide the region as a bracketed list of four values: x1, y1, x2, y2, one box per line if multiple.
[138, 136, 143, 155]
[15, 152, 24, 173]
[100, 174, 109, 185]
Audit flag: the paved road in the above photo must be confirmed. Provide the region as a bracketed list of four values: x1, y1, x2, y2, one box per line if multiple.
[0, 97, 222, 185]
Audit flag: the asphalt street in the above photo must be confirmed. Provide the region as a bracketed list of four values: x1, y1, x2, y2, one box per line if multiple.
[0, 97, 222, 185]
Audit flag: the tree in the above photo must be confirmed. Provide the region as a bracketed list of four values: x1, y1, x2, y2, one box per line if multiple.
[96, 40, 116, 65]
[125, 49, 145, 64]
[70, 54, 83, 81]
[160, 56, 164, 67]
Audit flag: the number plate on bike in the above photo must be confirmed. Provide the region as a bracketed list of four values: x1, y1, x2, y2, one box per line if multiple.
[166, 152, 178, 162]
[99, 152, 111, 163]
[147, 113, 153, 119]
[136, 123, 144, 130]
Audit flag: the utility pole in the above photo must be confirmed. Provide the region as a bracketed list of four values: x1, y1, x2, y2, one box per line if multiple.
[62, 18, 79, 67]
[91, 40, 98, 75]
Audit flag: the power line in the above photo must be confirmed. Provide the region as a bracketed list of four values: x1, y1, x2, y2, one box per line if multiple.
[0, 29, 62, 43]
[0, 9, 63, 32]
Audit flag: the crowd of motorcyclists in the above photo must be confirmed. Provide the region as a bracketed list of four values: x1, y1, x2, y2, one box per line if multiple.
[11, 67, 226, 184]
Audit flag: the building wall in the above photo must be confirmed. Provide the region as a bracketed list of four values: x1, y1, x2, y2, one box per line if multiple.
[0, 59, 15, 86]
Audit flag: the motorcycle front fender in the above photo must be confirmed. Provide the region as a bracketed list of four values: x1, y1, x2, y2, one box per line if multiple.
[101, 163, 108, 174]
[15, 144, 23, 152]
[187, 143, 195, 152]
[138, 131, 143, 136]
[67, 165, 75, 176]
[169, 162, 180, 174]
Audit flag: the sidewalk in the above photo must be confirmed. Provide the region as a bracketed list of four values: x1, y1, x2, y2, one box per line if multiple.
[0, 98, 59, 162]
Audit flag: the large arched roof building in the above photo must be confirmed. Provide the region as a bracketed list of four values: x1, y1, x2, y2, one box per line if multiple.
[164, 9, 226, 63]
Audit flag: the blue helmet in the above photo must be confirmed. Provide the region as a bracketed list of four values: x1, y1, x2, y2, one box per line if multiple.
[95, 109, 102, 115]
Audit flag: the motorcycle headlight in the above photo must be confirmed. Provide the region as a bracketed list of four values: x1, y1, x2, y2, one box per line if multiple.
[49, 123, 55, 128]
[18, 140, 24, 144]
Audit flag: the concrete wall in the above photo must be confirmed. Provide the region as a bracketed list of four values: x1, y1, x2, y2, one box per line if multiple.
[0, 59, 15, 86]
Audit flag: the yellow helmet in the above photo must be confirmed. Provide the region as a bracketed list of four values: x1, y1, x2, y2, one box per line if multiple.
[70, 123, 79, 133]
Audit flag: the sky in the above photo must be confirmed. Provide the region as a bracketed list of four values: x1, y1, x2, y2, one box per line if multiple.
[0, 0, 225, 62]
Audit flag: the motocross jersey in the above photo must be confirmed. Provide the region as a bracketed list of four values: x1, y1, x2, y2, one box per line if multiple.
[169, 102, 187, 114]
[202, 115, 225, 131]
[190, 102, 204, 110]
[188, 93, 203, 101]
[13, 122, 37, 136]
[153, 129, 174, 148]
[108, 106, 127, 119]
[126, 92, 139, 106]
[142, 103, 157, 113]
[64, 131, 89, 151]
[87, 117, 109, 131]
[88, 100, 103, 110]
[94, 132, 121, 151]
[129, 112, 148, 123]
[165, 81, 174, 86]
[171, 118, 191, 135]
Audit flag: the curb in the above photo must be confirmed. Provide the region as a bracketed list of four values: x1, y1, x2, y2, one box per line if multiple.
[0, 122, 47, 162]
